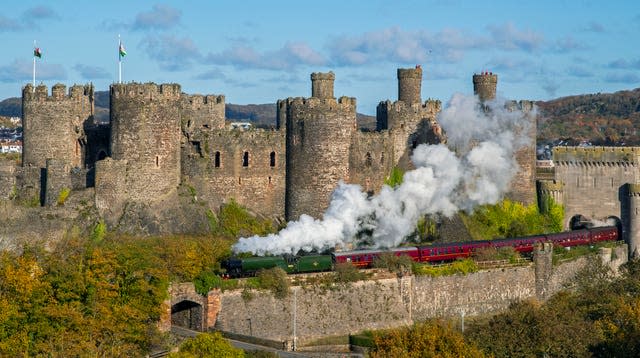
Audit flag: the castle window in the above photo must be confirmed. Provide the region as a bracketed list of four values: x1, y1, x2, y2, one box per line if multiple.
[380, 152, 384, 165]
[412, 140, 417, 149]
[243, 151, 249, 167]
[268, 176, 272, 184]
[365, 152, 372, 167]
[270, 152, 276, 167]
[156, 156, 159, 167]
[214, 151, 221, 168]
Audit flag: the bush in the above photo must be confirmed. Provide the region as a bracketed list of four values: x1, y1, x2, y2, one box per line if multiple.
[373, 253, 414, 275]
[168, 332, 244, 358]
[333, 262, 367, 283]
[257, 267, 289, 299]
[57, 187, 70, 206]
[413, 259, 478, 277]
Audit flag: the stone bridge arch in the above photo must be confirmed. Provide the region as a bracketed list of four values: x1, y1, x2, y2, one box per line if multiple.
[159, 282, 221, 333]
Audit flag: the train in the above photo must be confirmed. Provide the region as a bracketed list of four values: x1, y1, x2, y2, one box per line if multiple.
[223, 225, 620, 277]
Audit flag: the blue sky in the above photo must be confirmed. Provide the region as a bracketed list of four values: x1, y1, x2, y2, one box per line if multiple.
[1, 0, 639, 114]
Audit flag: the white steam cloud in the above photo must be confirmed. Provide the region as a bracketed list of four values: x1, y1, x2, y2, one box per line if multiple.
[233, 93, 534, 255]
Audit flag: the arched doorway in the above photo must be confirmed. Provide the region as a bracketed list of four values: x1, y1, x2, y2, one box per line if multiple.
[171, 300, 203, 331]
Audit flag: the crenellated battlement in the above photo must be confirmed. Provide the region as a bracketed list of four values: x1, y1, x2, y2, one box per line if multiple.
[377, 98, 441, 115]
[538, 179, 564, 192]
[553, 146, 640, 165]
[23, 83, 93, 102]
[473, 72, 498, 102]
[183, 94, 225, 107]
[284, 96, 357, 110]
[110, 82, 182, 100]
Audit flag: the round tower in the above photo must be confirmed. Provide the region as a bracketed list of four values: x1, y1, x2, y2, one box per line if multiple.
[285, 72, 357, 220]
[110, 83, 182, 202]
[472, 72, 498, 102]
[397, 66, 422, 104]
[311, 72, 335, 99]
[537, 180, 564, 213]
[22, 83, 93, 169]
[627, 183, 640, 258]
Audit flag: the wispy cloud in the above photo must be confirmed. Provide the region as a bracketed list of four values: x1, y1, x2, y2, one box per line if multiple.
[604, 72, 640, 84]
[192, 68, 227, 81]
[140, 34, 201, 71]
[552, 36, 590, 53]
[583, 21, 605, 33]
[486, 22, 544, 52]
[102, 4, 181, 32]
[206, 42, 327, 70]
[0, 59, 66, 83]
[566, 66, 593, 78]
[0, 15, 22, 31]
[132, 4, 181, 31]
[73, 64, 110, 79]
[326, 27, 485, 66]
[0, 5, 59, 32]
[606, 58, 640, 70]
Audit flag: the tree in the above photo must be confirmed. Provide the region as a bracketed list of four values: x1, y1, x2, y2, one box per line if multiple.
[370, 320, 485, 358]
[169, 332, 244, 358]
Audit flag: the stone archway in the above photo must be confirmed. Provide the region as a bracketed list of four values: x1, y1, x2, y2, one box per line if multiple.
[159, 282, 221, 333]
[171, 300, 203, 331]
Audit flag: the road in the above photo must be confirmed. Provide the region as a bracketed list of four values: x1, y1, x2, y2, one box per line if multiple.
[170, 326, 364, 358]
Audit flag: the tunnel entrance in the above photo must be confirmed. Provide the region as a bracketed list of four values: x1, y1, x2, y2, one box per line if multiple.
[171, 300, 203, 331]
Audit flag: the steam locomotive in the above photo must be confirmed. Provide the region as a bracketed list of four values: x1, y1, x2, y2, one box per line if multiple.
[223, 225, 620, 277]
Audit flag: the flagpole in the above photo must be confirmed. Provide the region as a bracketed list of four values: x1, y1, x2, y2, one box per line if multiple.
[118, 34, 122, 84]
[33, 40, 36, 90]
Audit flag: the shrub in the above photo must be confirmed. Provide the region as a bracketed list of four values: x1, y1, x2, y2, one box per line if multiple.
[373, 253, 414, 275]
[57, 187, 70, 206]
[413, 259, 478, 277]
[333, 262, 367, 283]
[257, 267, 289, 299]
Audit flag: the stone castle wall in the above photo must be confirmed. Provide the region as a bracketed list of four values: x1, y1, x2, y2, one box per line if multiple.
[552, 147, 640, 229]
[213, 244, 627, 345]
[349, 131, 394, 194]
[182, 127, 286, 219]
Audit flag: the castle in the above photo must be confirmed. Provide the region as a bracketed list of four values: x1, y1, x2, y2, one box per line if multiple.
[10, 66, 640, 259]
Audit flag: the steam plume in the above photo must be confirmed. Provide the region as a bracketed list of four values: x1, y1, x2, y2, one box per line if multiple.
[233, 94, 534, 255]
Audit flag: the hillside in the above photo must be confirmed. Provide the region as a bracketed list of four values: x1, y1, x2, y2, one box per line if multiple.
[536, 88, 640, 146]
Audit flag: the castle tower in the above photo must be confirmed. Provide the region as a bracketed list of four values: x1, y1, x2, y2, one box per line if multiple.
[311, 72, 335, 99]
[22, 83, 94, 169]
[626, 183, 640, 258]
[109, 83, 182, 202]
[537, 180, 564, 213]
[473, 72, 497, 102]
[397, 66, 422, 104]
[376, 66, 443, 167]
[284, 72, 357, 220]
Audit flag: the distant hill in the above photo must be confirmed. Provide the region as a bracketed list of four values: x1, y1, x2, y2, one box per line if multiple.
[4, 88, 640, 143]
[536, 88, 640, 146]
[0, 97, 21, 117]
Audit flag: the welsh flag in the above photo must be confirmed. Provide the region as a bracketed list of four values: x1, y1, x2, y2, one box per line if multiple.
[119, 42, 126, 58]
[34, 47, 42, 58]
